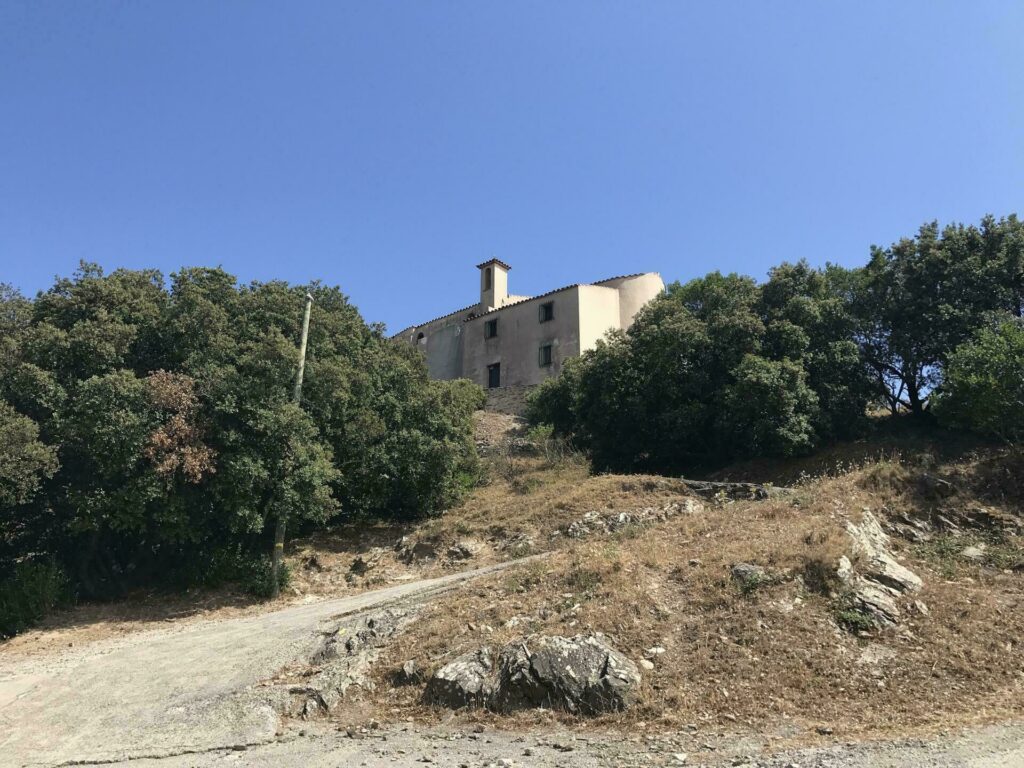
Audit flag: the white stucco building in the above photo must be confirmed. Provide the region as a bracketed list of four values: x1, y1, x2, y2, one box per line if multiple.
[394, 260, 664, 391]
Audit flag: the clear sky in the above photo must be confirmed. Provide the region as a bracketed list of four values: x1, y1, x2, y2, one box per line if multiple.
[2, 2, 1022, 333]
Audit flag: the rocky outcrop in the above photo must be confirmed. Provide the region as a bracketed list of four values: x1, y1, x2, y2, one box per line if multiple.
[446, 539, 483, 561]
[840, 510, 923, 628]
[492, 634, 641, 714]
[680, 478, 794, 501]
[427, 634, 642, 715]
[396, 537, 439, 564]
[283, 608, 411, 718]
[562, 498, 704, 539]
[424, 648, 494, 708]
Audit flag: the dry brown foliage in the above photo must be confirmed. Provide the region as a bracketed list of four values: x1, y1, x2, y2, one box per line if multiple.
[143, 370, 215, 483]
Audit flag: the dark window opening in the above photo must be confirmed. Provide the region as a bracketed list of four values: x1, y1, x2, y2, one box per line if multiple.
[416, 332, 425, 345]
[539, 301, 554, 323]
[484, 318, 498, 339]
[487, 362, 501, 389]
[539, 344, 553, 367]
[484, 267, 492, 291]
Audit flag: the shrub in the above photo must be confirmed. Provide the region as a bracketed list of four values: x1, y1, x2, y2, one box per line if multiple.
[719, 355, 819, 458]
[241, 556, 291, 599]
[0, 561, 68, 638]
[935, 316, 1024, 442]
[0, 401, 57, 507]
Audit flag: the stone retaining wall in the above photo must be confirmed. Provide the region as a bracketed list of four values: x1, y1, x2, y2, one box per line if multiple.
[485, 385, 535, 416]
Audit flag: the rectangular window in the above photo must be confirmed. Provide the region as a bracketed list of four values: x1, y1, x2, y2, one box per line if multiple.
[538, 344, 553, 367]
[487, 362, 501, 389]
[539, 301, 554, 323]
[484, 318, 498, 339]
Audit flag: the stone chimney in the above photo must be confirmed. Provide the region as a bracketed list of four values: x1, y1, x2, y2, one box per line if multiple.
[477, 259, 510, 311]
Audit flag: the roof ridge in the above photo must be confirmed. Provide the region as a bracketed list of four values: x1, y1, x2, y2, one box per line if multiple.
[393, 271, 657, 334]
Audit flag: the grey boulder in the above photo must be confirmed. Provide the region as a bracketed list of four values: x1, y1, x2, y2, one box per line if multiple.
[492, 634, 641, 714]
[424, 648, 494, 708]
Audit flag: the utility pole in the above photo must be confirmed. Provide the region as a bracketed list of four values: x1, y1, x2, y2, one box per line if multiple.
[271, 292, 314, 598]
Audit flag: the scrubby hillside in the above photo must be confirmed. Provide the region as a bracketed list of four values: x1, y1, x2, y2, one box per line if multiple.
[7, 410, 1021, 747]
[358, 417, 1023, 738]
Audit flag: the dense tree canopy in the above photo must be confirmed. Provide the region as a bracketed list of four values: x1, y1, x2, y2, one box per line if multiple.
[934, 315, 1024, 442]
[853, 215, 1024, 415]
[0, 265, 483, 604]
[528, 213, 1024, 472]
[528, 262, 871, 472]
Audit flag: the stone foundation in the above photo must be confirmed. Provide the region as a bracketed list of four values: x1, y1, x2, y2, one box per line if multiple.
[485, 385, 535, 416]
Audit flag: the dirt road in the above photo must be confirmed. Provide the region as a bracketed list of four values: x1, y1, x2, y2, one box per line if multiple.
[0, 561, 528, 768]
[38, 719, 1024, 767]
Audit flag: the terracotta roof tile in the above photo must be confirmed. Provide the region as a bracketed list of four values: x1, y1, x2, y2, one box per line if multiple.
[475, 258, 512, 271]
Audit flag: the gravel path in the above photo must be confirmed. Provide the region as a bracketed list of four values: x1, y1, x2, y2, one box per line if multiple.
[0, 560, 532, 768]
[70, 719, 1024, 768]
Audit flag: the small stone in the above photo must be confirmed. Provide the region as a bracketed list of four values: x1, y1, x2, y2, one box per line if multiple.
[729, 565, 770, 589]
[961, 545, 986, 562]
[672, 753, 688, 764]
[639, 659, 655, 671]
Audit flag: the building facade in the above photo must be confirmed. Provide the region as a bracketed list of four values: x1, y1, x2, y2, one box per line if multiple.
[394, 260, 664, 391]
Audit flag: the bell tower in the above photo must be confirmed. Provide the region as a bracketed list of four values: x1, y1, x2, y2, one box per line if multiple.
[477, 258, 511, 311]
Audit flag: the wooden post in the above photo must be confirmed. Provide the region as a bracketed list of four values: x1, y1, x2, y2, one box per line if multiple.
[271, 292, 313, 598]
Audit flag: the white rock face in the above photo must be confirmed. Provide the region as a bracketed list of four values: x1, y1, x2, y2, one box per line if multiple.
[841, 509, 924, 627]
[428, 634, 643, 715]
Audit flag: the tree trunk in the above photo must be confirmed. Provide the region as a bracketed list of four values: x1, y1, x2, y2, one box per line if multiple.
[906, 373, 925, 417]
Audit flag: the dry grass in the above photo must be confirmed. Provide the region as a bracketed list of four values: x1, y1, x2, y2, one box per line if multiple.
[10, 413, 1022, 742]
[361, 448, 1024, 739]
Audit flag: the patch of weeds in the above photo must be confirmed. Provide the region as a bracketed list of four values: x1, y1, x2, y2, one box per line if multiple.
[859, 459, 911, 493]
[612, 522, 645, 541]
[915, 534, 971, 580]
[453, 521, 473, 536]
[802, 557, 841, 596]
[834, 606, 875, 634]
[511, 475, 543, 495]
[565, 562, 603, 594]
[831, 590, 875, 634]
[503, 562, 546, 594]
[735, 570, 772, 596]
[984, 540, 1023, 570]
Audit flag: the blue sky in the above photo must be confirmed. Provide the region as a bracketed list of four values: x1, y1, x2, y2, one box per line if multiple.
[2, 2, 1022, 333]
